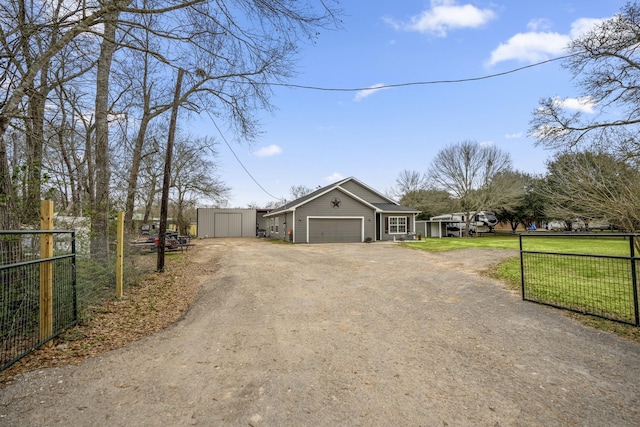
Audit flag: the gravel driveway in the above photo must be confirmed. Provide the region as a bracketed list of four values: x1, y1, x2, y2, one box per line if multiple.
[1, 238, 639, 426]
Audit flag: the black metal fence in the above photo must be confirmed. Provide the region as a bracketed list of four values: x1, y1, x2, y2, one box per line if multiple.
[0, 230, 77, 370]
[520, 233, 639, 326]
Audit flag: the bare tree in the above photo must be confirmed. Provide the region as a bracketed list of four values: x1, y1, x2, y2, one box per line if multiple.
[1, 0, 95, 226]
[137, 138, 165, 225]
[290, 185, 315, 200]
[399, 188, 454, 220]
[1, 0, 341, 245]
[170, 136, 229, 235]
[427, 140, 513, 236]
[388, 169, 427, 201]
[530, 2, 640, 160]
[1, 0, 110, 228]
[541, 151, 640, 233]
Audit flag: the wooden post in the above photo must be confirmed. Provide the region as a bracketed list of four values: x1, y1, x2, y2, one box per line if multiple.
[116, 211, 124, 298]
[39, 200, 54, 346]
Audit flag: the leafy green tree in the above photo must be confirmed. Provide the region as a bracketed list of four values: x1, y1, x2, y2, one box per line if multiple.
[494, 172, 547, 233]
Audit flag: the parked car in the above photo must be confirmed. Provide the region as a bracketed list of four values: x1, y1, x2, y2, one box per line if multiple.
[586, 220, 615, 231]
[546, 219, 586, 231]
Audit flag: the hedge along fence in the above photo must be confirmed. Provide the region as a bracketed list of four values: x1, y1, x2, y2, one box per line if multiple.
[519, 233, 640, 326]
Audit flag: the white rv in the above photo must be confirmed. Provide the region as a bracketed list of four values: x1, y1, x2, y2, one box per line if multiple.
[430, 211, 498, 236]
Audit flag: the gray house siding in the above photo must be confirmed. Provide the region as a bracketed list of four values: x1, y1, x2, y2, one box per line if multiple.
[339, 180, 389, 204]
[265, 211, 294, 241]
[261, 177, 420, 244]
[197, 208, 257, 238]
[379, 212, 417, 241]
[294, 189, 375, 243]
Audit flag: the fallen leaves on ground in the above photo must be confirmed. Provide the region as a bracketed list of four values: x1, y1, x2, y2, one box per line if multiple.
[0, 245, 212, 387]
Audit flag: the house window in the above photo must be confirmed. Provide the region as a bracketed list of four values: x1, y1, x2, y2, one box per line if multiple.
[275, 217, 279, 233]
[389, 216, 407, 234]
[270, 218, 274, 232]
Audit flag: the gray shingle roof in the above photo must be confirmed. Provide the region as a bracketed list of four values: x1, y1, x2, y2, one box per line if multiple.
[264, 177, 420, 216]
[371, 203, 420, 213]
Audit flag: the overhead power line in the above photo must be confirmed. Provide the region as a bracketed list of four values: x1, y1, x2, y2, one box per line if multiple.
[201, 107, 283, 202]
[260, 54, 574, 92]
[201, 54, 573, 203]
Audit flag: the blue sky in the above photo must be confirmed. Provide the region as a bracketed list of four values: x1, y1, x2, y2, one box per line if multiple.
[196, 0, 627, 208]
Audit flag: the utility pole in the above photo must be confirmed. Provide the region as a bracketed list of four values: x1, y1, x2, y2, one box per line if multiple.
[157, 68, 184, 272]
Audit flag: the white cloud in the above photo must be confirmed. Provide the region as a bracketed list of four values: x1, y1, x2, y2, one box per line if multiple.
[487, 31, 569, 66]
[554, 96, 597, 113]
[252, 144, 282, 157]
[324, 172, 344, 183]
[527, 18, 551, 32]
[570, 18, 606, 38]
[487, 17, 607, 66]
[479, 140, 495, 148]
[505, 132, 523, 139]
[384, 0, 496, 37]
[354, 84, 386, 102]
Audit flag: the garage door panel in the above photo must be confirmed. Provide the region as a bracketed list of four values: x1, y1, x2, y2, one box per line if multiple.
[309, 218, 362, 243]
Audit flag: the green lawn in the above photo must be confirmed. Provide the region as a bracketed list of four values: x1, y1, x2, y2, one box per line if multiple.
[401, 234, 521, 252]
[401, 233, 632, 255]
[400, 233, 640, 339]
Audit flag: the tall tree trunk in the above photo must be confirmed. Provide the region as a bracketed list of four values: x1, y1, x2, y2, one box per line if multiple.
[124, 115, 150, 235]
[176, 192, 186, 235]
[83, 120, 95, 214]
[57, 126, 79, 216]
[24, 83, 46, 226]
[142, 180, 157, 224]
[91, 11, 118, 260]
[0, 135, 19, 230]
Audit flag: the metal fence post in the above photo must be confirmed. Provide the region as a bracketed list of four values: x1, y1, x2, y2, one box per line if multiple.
[519, 234, 526, 300]
[39, 200, 54, 346]
[116, 212, 124, 298]
[72, 230, 78, 321]
[630, 235, 639, 326]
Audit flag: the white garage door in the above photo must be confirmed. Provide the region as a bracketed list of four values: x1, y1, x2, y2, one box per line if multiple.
[308, 218, 362, 243]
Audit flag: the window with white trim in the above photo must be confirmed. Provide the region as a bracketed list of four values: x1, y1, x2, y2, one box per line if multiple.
[275, 217, 279, 233]
[389, 216, 407, 234]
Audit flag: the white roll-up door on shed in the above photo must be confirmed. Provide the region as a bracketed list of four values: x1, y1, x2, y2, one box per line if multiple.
[197, 208, 257, 238]
[214, 213, 242, 237]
